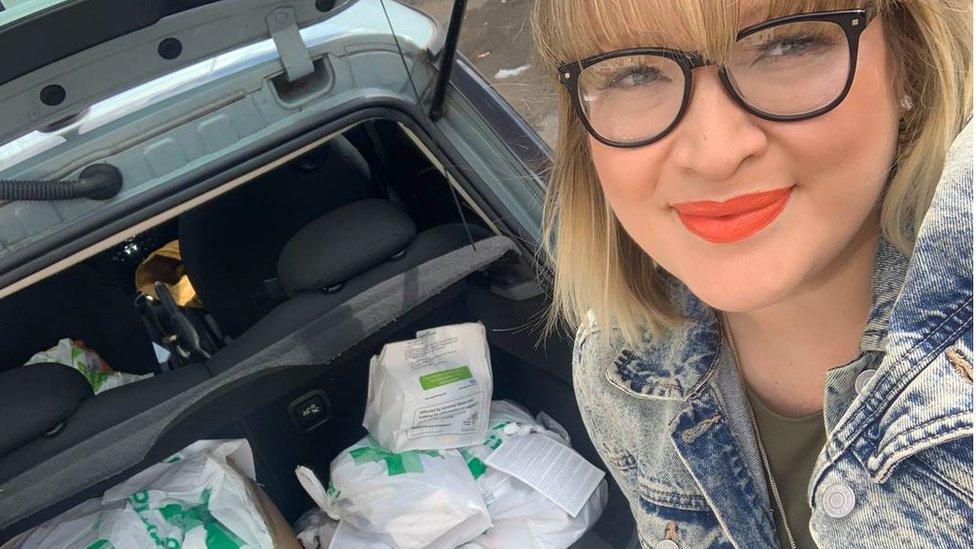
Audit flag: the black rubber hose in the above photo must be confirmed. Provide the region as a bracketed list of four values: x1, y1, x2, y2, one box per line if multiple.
[0, 163, 123, 201]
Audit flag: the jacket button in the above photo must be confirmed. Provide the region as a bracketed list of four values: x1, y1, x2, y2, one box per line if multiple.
[854, 368, 877, 393]
[820, 483, 856, 518]
[654, 541, 679, 549]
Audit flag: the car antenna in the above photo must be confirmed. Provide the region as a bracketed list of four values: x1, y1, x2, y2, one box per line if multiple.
[379, 0, 422, 105]
[380, 0, 475, 250]
[427, 0, 477, 250]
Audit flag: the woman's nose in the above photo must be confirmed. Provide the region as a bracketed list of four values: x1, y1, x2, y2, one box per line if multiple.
[669, 67, 768, 181]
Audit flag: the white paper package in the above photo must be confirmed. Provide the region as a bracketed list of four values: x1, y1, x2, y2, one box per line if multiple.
[296, 436, 491, 549]
[363, 322, 493, 452]
[4, 439, 275, 549]
[459, 401, 609, 549]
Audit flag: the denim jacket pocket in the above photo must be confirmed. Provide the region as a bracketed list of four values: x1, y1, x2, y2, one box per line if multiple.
[866, 340, 974, 486]
[635, 477, 732, 549]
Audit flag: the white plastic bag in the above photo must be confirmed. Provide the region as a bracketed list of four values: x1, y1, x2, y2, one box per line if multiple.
[294, 508, 339, 549]
[4, 439, 276, 549]
[458, 401, 609, 549]
[25, 338, 152, 394]
[296, 435, 491, 549]
[364, 323, 493, 452]
[293, 510, 396, 549]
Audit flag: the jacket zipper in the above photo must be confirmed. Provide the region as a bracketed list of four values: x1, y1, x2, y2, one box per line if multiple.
[721, 315, 798, 549]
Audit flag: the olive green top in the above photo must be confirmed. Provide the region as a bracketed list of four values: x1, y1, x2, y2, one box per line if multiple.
[745, 384, 827, 549]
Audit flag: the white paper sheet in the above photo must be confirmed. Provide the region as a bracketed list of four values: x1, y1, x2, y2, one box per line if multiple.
[484, 433, 605, 518]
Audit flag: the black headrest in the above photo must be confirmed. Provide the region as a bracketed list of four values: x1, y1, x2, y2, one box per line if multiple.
[178, 136, 382, 337]
[0, 363, 93, 456]
[277, 199, 417, 294]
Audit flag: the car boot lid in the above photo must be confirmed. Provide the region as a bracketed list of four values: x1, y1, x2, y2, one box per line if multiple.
[0, 0, 460, 147]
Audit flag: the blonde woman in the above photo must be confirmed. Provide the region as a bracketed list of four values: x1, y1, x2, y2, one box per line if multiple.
[533, 1, 972, 547]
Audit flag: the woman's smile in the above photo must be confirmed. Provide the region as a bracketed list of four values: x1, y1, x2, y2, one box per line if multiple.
[671, 186, 795, 244]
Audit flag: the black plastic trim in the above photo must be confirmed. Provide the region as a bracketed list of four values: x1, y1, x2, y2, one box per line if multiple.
[287, 389, 333, 432]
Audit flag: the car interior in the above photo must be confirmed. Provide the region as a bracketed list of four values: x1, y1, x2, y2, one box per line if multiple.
[0, 118, 636, 547]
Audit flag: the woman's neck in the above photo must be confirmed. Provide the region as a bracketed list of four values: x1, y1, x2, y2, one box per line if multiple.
[724, 221, 879, 417]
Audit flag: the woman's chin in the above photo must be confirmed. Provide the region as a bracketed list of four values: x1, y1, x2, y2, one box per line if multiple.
[680, 268, 798, 314]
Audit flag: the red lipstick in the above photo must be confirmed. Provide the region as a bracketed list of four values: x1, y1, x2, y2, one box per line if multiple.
[672, 186, 794, 244]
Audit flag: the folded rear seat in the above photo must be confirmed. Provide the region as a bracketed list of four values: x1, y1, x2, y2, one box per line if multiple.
[0, 265, 210, 483]
[207, 198, 490, 374]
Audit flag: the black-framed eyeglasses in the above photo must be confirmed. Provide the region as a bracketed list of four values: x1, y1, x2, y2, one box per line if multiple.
[557, 6, 877, 148]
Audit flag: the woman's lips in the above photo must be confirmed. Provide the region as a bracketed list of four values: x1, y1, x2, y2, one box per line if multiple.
[672, 186, 794, 244]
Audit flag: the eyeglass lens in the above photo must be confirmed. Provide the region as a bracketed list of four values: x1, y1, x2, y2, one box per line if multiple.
[577, 20, 851, 145]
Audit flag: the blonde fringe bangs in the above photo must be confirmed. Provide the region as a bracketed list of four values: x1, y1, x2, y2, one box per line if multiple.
[532, 0, 973, 347]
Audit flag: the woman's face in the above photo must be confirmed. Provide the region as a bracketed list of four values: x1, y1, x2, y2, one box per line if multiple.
[589, 5, 901, 313]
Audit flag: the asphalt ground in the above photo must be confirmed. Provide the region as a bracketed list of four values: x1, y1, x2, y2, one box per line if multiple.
[401, 0, 559, 145]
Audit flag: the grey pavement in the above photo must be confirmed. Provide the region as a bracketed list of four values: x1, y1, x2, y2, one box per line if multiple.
[402, 0, 558, 145]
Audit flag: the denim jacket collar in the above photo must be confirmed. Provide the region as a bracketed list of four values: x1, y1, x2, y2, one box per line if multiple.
[606, 280, 720, 401]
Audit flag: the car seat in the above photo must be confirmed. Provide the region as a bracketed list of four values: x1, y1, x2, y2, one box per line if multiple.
[178, 136, 383, 338]
[0, 265, 210, 482]
[206, 198, 490, 374]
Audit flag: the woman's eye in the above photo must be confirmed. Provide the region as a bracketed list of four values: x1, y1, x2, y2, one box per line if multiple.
[753, 34, 833, 63]
[603, 66, 668, 90]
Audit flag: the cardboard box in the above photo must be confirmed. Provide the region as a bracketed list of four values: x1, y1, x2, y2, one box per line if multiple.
[245, 476, 303, 549]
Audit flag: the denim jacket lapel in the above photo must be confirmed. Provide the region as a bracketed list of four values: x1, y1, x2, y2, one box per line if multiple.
[605, 283, 779, 548]
[669, 375, 780, 549]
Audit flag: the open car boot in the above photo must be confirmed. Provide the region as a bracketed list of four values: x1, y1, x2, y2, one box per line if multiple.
[0, 1, 639, 547]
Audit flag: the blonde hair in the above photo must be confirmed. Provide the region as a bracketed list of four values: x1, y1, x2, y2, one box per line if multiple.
[532, 0, 973, 347]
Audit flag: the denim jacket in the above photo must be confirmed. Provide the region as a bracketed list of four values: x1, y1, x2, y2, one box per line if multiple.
[573, 122, 973, 549]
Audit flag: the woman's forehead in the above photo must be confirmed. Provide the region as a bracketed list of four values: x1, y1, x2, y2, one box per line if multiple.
[552, 0, 863, 61]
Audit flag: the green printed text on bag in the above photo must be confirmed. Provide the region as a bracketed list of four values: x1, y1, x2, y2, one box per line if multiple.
[326, 480, 341, 501]
[350, 446, 443, 476]
[128, 488, 245, 549]
[459, 448, 487, 480]
[419, 366, 473, 390]
[483, 422, 511, 450]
